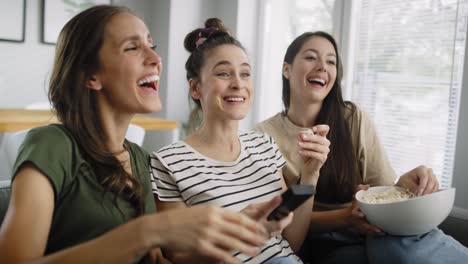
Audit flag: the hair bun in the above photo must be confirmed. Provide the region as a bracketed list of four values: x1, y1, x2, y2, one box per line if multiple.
[204, 18, 228, 33]
[184, 29, 200, 53]
[184, 18, 230, 53]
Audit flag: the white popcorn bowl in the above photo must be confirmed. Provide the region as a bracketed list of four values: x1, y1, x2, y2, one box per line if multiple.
[355, 186, 455, 236]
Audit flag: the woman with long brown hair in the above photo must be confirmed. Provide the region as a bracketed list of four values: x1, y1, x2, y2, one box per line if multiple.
[256, 31, 468, 264]
[0, 5, 277, 264]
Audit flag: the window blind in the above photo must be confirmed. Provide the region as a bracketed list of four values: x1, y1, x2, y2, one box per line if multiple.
[351, 0, 468, 187]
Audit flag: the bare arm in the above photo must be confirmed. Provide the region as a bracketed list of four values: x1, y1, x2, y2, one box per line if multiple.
[154, 199, 204, 264]
[281, 125, 330, 252]
[0, 164, 267, 264]
[309, 208, 381, 235]
[0, 164, 154, 264]
[308, 209, 350, 232]
[396, 165, 439, 196]
[155, 198, 268, 264]
[280, 170, 317, 252]
[309, 185, 382, 235]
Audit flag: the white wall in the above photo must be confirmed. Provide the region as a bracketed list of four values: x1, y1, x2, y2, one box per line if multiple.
[0, 0, 55, 108]
[146, 0, 171, 119]
[165, 0, 206, 125]
[0, 0, 156, 109]
[236, 0, 258, 131]
[451, 25, 468, 219]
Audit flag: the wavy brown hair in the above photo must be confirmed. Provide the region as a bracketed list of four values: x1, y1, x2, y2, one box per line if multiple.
[48, 5, 144, 216]
[282, 32, 361, 203]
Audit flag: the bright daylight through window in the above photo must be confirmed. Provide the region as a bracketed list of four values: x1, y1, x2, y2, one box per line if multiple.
[351, 0, 468, 187]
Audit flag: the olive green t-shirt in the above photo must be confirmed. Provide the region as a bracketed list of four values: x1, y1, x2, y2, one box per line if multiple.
[12, 125, 155, 262]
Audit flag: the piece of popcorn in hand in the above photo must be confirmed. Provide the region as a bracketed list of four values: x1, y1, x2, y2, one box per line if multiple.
[301, 128, 314, 136]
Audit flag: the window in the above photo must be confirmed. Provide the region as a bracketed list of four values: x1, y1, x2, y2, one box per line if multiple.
[351, 0, 468, 187]
[288, 0, 337, 36]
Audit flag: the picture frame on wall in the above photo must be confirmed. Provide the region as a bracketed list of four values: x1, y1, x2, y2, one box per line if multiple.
[42, 0, 112, 45]
[0, 0, 26, 43]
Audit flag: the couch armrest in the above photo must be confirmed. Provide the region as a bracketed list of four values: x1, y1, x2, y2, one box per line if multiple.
[439, 216, 468, 247]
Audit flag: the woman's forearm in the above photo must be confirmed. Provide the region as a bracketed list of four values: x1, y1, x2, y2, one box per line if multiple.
[308, 208, 350, 233]
[281, 172, 318, 252]
[282, 197, 315, 252]
[164, 252, 219, 264]
[4, 216, 157, 264]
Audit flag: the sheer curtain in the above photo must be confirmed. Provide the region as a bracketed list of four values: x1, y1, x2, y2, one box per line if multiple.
[350, 0, 468, 187]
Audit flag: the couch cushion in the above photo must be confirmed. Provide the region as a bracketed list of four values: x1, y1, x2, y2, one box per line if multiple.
[0, 185, 11, 226]
[439, 216, 468, 247]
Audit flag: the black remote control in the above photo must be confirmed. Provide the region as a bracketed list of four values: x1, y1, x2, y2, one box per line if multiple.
[267, 184, 315, 221]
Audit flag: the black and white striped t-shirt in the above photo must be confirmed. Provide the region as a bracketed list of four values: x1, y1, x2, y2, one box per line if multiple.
[151, 131, 302, 264]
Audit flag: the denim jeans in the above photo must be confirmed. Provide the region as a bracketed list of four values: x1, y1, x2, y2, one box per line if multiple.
[298, 230, 367, 264]
[299, 228, 467, 264]
[367, 228, 468, 264]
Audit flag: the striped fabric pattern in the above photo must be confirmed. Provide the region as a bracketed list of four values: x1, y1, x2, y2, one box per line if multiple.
[151, 131, 302, 263]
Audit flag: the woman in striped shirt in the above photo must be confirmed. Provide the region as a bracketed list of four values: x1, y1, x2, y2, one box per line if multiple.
[151, 18, 330, 264]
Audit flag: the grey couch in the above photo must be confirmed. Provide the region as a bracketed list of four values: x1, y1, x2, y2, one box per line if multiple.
[0, 185, 10, 225]
[439, 215, 468, 246]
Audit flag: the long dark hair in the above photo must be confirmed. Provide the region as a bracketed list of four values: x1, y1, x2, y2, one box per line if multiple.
[282, 32, 360, 203]
[48, 5, 144, 216]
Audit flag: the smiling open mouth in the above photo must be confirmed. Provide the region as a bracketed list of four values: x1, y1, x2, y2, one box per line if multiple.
[138, 75, 160, 90]
[224, 96, 245, 102]
[308, 78, 326, 87]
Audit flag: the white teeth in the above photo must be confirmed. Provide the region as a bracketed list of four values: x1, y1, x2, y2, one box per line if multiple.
[225, 97, 244, 102]
[137, 75, 160, 86]
[309, 78, 326, 85]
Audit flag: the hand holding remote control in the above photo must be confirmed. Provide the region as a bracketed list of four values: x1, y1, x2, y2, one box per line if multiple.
[267, 184, 315, 221]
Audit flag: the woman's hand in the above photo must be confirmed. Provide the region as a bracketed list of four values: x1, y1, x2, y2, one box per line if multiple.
[298, 124, 330, 183]
[148, 248, 172, 264]
[346, 185, 383, 235]
[153, 205, 268, 264]
[396, 165, 439, 196]
[241, 196, 294, 239]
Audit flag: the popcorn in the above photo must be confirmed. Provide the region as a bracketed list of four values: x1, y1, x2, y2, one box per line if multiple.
[301, 128, 314, 135]
[362, 187, 415, 204]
